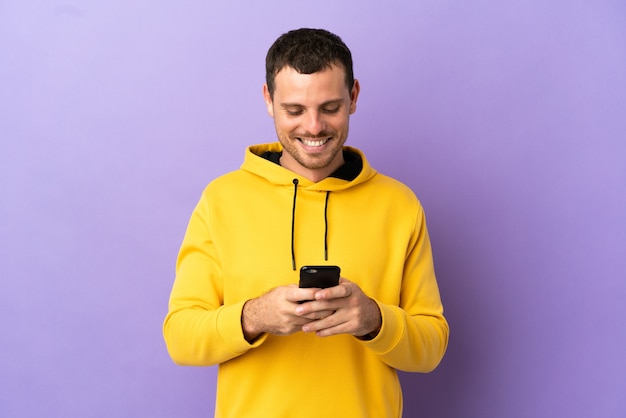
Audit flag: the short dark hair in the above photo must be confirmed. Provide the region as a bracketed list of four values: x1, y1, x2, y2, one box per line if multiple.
[265, 28, 354, 98]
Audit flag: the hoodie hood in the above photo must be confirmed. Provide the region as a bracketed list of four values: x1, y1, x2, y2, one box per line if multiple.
[241, 142, 378, 192]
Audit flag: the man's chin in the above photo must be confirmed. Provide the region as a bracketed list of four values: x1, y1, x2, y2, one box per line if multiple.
[297, 149, 344, 171]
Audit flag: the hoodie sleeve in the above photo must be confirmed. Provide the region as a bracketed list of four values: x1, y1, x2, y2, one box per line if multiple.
[361, 206, 449, 372]
[162, 192, 267, 366]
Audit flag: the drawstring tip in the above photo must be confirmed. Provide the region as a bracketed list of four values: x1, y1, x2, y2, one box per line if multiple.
[291, 259, 296, 271]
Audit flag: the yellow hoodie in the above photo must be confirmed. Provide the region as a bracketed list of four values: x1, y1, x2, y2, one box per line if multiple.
[164, 143, 448, 418]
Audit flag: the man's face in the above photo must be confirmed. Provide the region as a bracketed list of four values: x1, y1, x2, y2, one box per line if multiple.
[263, 64, 360, 182]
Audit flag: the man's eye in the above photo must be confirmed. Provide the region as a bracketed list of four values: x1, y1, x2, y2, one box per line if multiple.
[286, 109, 303, 116]
[322, 106, 340, 114]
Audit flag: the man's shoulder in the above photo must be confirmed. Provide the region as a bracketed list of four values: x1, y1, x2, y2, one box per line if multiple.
[368, 171, 418, 198]
[205, 168, 252, 191]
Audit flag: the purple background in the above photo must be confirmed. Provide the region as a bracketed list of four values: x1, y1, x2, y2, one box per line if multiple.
[1, 1, 625, 417]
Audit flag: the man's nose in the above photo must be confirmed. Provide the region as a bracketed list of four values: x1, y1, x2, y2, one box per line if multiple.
[303, 111, 326, 136]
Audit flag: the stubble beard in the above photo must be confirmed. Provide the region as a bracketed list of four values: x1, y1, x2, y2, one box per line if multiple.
[280, 131, 347, 170]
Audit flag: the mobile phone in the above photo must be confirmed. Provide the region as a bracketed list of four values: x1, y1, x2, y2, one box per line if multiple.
[299, 265, 341, 289]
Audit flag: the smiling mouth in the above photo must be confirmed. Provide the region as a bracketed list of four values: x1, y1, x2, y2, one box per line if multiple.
[296, 137, 331, 147]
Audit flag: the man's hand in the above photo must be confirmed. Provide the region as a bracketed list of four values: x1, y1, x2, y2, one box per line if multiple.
[241, 285, 335, 342]
[296, 278, 382, 339]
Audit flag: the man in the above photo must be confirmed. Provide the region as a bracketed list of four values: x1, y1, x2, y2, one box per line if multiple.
[163, 28, 448, 418]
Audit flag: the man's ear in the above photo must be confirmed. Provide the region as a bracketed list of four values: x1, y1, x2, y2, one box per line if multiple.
[349, 79, 360, 115]
[263, 84, 274, 117]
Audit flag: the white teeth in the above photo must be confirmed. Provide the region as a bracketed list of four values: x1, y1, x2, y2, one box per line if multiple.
[300, 138, 329, 147]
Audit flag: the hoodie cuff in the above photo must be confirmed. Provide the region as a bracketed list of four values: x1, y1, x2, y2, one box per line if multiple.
[357, 303, 403, 354]
[216, 300, 268, 354]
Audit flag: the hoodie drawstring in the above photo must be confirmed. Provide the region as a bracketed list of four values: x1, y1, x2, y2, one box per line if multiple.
[290, 179, 331, 271]
[324, 191, 330, 261]
[291, 179, 299, 271]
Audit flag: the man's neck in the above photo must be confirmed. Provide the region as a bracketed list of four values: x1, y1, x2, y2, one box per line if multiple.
[279, 154, 345, 183]
[260, 150, 362, 182]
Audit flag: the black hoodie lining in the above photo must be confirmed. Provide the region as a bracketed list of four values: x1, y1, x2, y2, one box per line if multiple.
[260, 150, 362, 181]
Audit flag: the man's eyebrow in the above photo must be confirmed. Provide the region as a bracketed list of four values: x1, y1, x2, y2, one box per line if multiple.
[279, 102, 304, 108]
